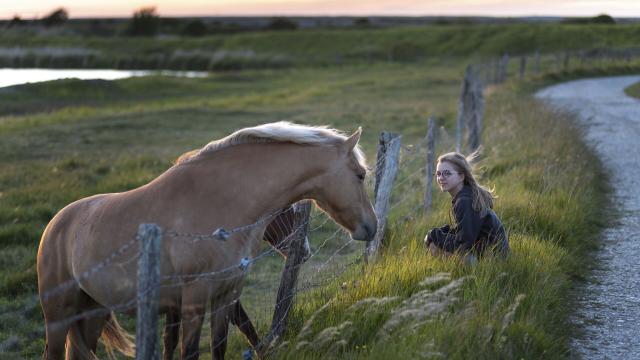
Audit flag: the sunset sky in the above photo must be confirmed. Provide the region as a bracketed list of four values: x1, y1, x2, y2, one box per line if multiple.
[2, 0, 639, 20]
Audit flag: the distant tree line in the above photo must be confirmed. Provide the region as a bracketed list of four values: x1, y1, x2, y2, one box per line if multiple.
[7, 7, 69, 28]
[3, 8, 620, 36]
[562, 14, 616, 24]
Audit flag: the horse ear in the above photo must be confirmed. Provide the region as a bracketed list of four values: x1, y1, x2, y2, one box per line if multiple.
[343, 127, 362, 154]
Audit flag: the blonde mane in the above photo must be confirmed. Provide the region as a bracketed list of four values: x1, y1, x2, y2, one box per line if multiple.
[175, 121, 367, 167]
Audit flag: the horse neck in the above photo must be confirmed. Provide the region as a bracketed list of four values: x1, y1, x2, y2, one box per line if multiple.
[176, 142, 331, 225]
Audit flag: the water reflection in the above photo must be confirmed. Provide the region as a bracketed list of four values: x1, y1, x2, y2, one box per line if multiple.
[0, 68, 208, 88]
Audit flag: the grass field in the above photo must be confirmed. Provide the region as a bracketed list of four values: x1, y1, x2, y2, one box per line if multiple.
[0, 36, 620, 358]
[0, 61, 464, 357]
[624, 81, 640, 98]
[2, 23, 640, 70]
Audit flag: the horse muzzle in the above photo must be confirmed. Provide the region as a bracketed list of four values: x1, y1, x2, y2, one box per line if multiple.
[351, 221, 377, 242]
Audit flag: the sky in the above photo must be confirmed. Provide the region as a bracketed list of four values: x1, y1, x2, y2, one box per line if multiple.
[2, 0, 640, 20]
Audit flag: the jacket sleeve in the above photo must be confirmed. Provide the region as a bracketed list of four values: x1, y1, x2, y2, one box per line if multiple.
[432, 195, 480, 253]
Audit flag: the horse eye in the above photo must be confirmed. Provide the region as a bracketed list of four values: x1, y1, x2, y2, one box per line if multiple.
[357, 173, 365, 182]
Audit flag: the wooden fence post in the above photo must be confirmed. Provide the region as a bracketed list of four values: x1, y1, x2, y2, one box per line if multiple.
[456, 65, 472, 152]
[500, 53, 509, 83]
[534, 49, 541, 75]
[424, 117, 436, 215]
[261, 201, 312, 352]
[468, 76, 484, 153]
[136, 223, 163, 360]
[365, 132, 401, 262]
[456, 66, 484, 153]
[519, 56, 526, 79]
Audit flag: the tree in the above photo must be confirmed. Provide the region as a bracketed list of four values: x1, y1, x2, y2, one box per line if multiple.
[41, 8, 68, 27]
[562, 14, 616, 25]
[8, 16, 26, 28]
[129, 7, 160, 36]
[592, 14, 616, 24]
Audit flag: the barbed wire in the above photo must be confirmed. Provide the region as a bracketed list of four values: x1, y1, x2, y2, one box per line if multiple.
[1, 135, 441, 358]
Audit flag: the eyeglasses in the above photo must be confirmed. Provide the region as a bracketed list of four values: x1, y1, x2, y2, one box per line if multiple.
[434, 170, 461, 178]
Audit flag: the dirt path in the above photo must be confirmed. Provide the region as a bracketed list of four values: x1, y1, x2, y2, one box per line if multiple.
[536, 75, 640, 359]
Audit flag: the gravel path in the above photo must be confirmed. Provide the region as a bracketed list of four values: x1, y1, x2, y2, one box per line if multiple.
[536, 76, 640, 359]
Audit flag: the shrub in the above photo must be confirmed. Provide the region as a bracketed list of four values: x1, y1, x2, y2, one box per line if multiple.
[41, 8, 68, 27]
[8, 16, 26, 28]
[562, 14, 616, 25]
[128, 6, 160, 36]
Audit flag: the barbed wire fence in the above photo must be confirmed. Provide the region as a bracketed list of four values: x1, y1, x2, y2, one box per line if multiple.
[4, 46, 634, 359]
[0, 119, 458, 359]
[0, 52, 494, 357]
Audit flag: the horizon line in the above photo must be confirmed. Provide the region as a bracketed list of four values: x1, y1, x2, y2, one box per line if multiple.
[1, 13, 633, 20]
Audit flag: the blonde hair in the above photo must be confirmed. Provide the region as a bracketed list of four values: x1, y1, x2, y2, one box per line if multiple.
[437, 151, 495, 217]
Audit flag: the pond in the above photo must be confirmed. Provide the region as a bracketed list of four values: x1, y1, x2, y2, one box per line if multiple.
[0, 68, 209, 88]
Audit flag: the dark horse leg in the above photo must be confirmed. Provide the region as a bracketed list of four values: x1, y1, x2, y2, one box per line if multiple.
[229, 301, 260, 350]
[163, 301, 260, 360]
[211, 300, 261, 360]
[163, 308, 181, 360]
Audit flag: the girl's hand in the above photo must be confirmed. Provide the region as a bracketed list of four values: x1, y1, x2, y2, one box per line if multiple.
[424, 231, 433, 248]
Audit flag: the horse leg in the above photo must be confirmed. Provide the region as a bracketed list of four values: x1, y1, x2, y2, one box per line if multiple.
[164, 308, 181, 360]
[210, 302, 231, 360]
[78, 291, 108, 355]
[67, 290, 108, 360]
[42, 318, 70, 360]
[41, 286, 79, 360]
[180, 294, 207, 360]
[230, 301, 260, 350]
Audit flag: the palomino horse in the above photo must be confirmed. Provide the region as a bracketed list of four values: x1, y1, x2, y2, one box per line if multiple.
[163, 204, 312, 360]
[37, 121, 376, 359]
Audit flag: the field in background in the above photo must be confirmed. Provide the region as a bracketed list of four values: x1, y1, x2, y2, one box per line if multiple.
[624, 81, 640, 98]
[0, 22, 632, 358]
[2, 23, 640, 70]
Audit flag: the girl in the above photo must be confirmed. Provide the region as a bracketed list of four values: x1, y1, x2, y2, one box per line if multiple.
[425, 152, 509, 259]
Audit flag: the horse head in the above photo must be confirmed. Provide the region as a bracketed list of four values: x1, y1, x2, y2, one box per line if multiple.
[310, 127, 377, 242]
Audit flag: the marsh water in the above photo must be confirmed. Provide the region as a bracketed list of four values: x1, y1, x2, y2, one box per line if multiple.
[0, 68, 208, 88]
[537, 75, 640, 359]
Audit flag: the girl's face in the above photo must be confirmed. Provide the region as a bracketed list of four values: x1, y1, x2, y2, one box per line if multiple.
[436, 161, 464, 194]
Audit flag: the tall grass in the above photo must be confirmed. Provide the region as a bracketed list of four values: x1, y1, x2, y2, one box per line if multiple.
[268, 88, 608, 359]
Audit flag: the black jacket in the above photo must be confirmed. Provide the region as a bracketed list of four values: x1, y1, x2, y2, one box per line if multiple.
[426, 186, 509, 256]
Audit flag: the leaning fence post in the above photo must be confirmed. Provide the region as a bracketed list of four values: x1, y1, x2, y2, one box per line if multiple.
[468, 76, 484, 153]
[365, 132, 401, 262]
[261, 201, 312, 353]
[423, 117, 436, 215]
[136, 223, 162, 360]
[456, 65, 472, 152]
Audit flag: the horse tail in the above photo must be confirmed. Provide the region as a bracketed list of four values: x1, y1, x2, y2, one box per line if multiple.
[101, 312, 136, 358]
